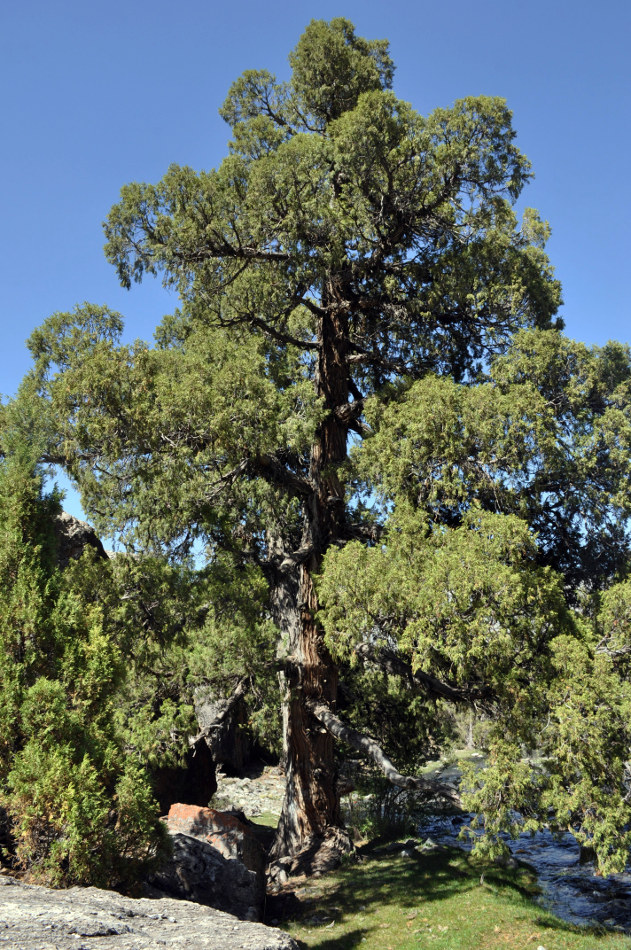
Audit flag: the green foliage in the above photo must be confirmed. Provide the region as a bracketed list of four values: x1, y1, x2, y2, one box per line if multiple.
[102, 18, 561, 384]
[19, 15, 565, 587]
[319, 508, 567, 710]
[0, 440, 169, 886]
[460, 626, 631, 875]
[338, 665, 454, 776]
[113, 551, 281, 768]
[8, 18, 631, 876]
[597, 579, 631, 667]
[358, 330, 631, 591]
[23, 308, 321, 558]
[320, 330, 631, 871]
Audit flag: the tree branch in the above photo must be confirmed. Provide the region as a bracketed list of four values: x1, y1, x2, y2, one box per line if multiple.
[252, 453, 314, 498]
[247, 316, 320, 351]
[306, 699, 460, 804]
[278, 542, 315, 573]
[333, 400, 365, 425]
[177, 243, 290, 265]
[355, 642, 492, 711]
[203, 458, 251, 502]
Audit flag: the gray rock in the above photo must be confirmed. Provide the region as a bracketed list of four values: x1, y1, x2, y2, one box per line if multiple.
[194, 685, 252, 772]
[419, 837, 439, 852]
[150, 832, 262, 921]
[0, 874, 298, 950]
[149, 804, 267, 920]
[54, 511, 107, 568]
[493, 853, 520, 870]
[213, 767, 285, 820]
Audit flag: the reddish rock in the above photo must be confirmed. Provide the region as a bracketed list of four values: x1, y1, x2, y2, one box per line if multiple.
[165, 804, 265, 879]
[155, 804, 268, 918]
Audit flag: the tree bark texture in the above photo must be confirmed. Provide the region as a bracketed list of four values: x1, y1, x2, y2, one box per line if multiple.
[270, 306, 351, 858]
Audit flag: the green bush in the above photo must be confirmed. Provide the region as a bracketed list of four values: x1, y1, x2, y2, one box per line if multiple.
[0, 443, 169, 887]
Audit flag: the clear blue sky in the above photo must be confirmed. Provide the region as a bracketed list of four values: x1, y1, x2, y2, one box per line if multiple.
[1, 0, 629, 514]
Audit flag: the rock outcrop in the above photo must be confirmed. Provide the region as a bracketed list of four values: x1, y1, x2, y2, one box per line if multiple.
[54, 511, 108, 568]
[149, 804, 267, 921]
[194, 683, 253, 773]
[0, 874, 298, 950]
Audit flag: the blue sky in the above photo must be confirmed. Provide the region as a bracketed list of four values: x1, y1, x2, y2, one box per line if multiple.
[1, 0, 629, 515]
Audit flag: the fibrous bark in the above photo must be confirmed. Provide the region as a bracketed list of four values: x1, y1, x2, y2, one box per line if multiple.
[270, 307, 351, 859]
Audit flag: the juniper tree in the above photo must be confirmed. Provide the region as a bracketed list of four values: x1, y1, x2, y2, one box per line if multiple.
[18, 19, 588, 863]
[0, 432, 169, 885]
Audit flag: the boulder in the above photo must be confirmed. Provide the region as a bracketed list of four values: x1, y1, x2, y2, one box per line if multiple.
[54, 511, 108, 568]
[150, 804, 267, 920]
[194, 684, 253, 773]
[149, 833, 262, 921]
[165, 803, 266, 878]
[0, 874, 298, 950]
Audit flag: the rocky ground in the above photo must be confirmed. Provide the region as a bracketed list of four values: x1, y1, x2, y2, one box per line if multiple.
[0, 874, 298, 950]
[212, 764, 286, 820]
[0, 766, 294, 948]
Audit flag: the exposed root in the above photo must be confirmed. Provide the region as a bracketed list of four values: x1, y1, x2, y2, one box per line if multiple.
[267, 826, 353, 887]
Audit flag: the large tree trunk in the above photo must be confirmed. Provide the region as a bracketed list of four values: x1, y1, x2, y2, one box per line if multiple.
[270, 563, 343, 860]
[270, 304, 351, 861]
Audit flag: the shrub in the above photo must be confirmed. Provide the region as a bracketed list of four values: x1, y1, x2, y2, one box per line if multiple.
[0, 443, 169, 886]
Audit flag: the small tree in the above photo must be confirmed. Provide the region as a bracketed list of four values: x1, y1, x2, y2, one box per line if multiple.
[0, 434, 169, 886]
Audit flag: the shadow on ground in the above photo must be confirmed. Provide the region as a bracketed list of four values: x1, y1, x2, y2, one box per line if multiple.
[266, 840, 625, 950]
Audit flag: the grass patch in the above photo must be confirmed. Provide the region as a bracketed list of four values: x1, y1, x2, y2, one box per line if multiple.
[250, 811, 280, 828]
[270, 841, 631, 950]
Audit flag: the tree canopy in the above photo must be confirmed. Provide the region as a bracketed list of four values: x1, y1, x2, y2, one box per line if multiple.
[4, 18, 631, 876]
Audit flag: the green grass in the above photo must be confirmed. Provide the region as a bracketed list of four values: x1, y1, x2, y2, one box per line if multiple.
[250, 810, 281, 828]
[271, 842, 631, 950]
